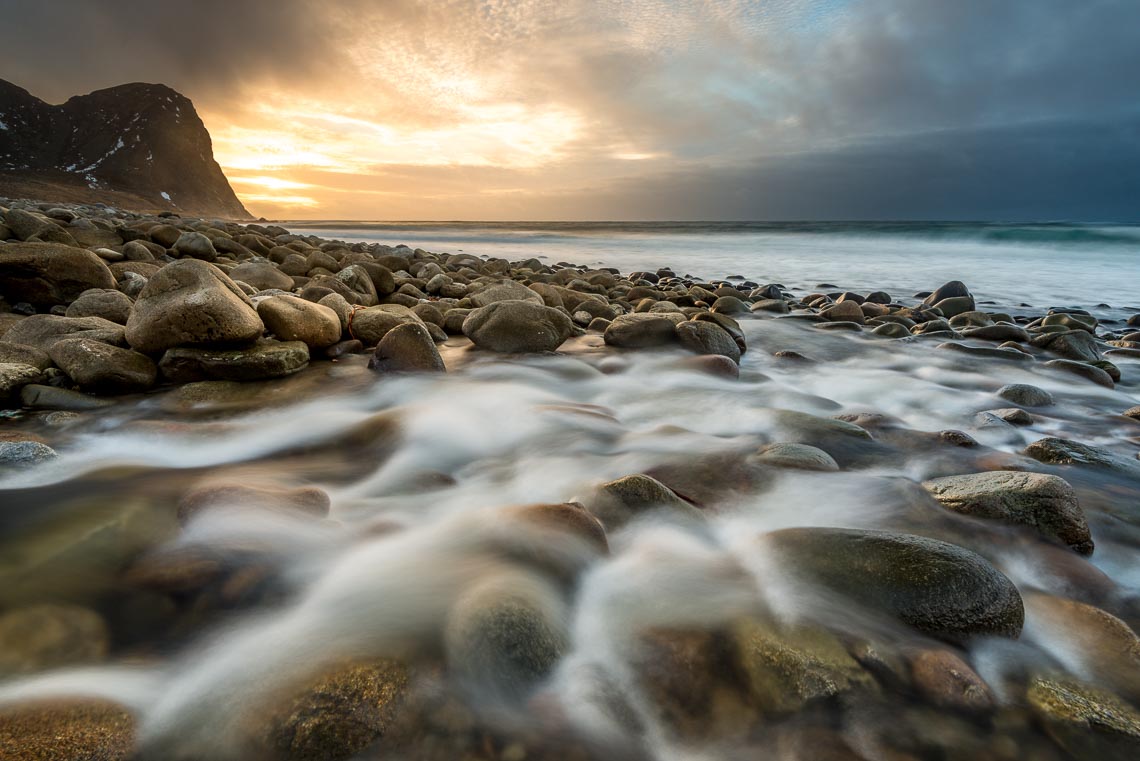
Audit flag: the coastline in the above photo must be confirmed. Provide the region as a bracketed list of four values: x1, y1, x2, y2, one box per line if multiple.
[2, 197, 1140, 760]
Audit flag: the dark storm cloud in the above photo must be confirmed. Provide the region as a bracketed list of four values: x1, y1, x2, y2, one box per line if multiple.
[579, 116, 1140, 221]
[0, 0, 355, 103]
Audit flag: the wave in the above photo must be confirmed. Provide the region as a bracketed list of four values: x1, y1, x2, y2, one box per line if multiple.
[280, 220, 1140, 248]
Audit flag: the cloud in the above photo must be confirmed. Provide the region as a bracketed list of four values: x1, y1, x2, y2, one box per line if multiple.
[2, 0, 1139, 219]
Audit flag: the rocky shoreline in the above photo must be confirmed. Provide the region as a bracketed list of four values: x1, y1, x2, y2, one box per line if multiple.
[2, 198, 1140, 760]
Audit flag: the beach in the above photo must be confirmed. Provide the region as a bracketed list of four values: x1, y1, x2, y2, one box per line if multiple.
[2, 200, 1140, 760]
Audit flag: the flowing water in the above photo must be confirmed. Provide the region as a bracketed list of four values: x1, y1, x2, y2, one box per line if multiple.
[2, 223, 1140, 759]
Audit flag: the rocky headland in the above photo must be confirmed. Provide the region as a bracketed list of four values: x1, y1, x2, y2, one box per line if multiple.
[0, 80, 249, 219]
[1, 198, 1139, 761]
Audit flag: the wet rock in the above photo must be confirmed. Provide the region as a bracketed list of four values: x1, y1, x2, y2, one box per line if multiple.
[1026, 595, 1140, 703]
[348, 306, 424, 346]
[675, 354, 740, 378]
[171, 231, 217, 261]
[2, 314, 126, 351]
[998, 383, 1054, 407]
[0, 699, 135, 761]
[470, 280, 544, 307]
[0, 439, 58, 466]
[508, 502, 609, 556]
[65, 289, 134, 324]
[125, 259, 265, 353]
[0, 362, 44, 403]
[257, 294, 342, 349]
[368, 322, 445, 373]
[0, 242, 116, 307]
[767, 527, 1024, 643]
[462, 300, 574, 353]
[445, 574, 568, 701]
[871, 322, 910, 338]
[48, 338, 158, 394]
[691, 311, 746, 353]
[1043, 358, 1114, 387]
[1032, 330, 1102, 362]
[603, 313, 680, 348]
[749, 442, 839, 472]
[932, 295, 976, 318]
[821, 300, 864, 324]
[731, 617, 876, 714]
[581, 474, 703, 529]
[257, 660, 410, 761]
[922, 471, 1092, 554]
[938, 341, 1031, 361]
[0, 341, 52, 370]
[908, 648, 994, 713]
[710, 295, 751, 315]
[230, 260, 294, 291]
[961, 324, 1030, 342]
[924, 281, 972, 306]
[984, 407, 1033, 426]
[1024, 437, 1140, 477]
[1027, 677, 1140, 761]
[159, 339, 309, 383]
[0, 604, 109, 676]
[20, 383, 115, 410]
[675, 320, 741, 363]
[177, 481, 332, 525]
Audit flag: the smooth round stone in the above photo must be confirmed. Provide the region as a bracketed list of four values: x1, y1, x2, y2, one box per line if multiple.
[368, 322, 445, 373]
[1043, 359, 1114, 388]
[766, 527, 1024, 644]
[997, 383, 1054, 407]
[750, 442, 839, 472]
[0, 440, 58, 467]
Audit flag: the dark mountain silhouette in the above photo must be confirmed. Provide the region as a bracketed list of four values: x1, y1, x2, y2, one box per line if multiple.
[0, 80, 249, 218]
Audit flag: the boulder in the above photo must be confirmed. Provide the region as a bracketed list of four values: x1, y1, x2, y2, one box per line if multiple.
[908, 648, 994, 713]
[0, 363, 44, 403]
[821, 300, 864, 324]
[2, 314, 125, 351]
[604, 313, 679, 348]
[20, 384, 115, 411]
[158, 340, 309, 383]
[1032, 330, 1102, 362]
[229, 261, 295, 292]
[64, 289, 134, 324]
[470, 280, 544, 307]
[0, 242, 116, 307]
[0, 439, 58, 466]
[0, 604, 109, 676]
[171, 231, 217, 261]
[731, 617, 876, 714]
[125, 259, 265, 353]
[766, 527, 1024, 643]
[923, 471, 1091, 553]
[178, 482, 331, 526]
[1024, 437, 1140, 478]
[257, 295, 342, 349]
[581, 474, 703, 529]
[48, 338, 158, 394]
[1027, 677, 1140, 761]
[675, 320, 741, 363]
[462, 300, 574, 353]
[0, 342, 52, 370]
[444, 574, 568, 700]
[750, 442, 839, 472]
[367, 322, 445, 373]
[997, 383, 1054, 407]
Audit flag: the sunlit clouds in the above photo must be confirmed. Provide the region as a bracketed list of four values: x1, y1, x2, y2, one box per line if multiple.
[5, 0, 1139, 220]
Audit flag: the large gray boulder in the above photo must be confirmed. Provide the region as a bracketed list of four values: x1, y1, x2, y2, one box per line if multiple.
[48, 338, 158, 394]
[603, 313, 680, 348]
[256, 295, 342, 349]
[922, 471, 1092, 554]
[125, 259, 265, 353]
[767, 527, 1024, 644]
[229, 261, 294, 292]
[158, 339, 309, 383]
[469, 280, 544, 308]
[0, 242, 116, 307]
[368, 322, 445, 373]
[2, 314, 126, 351]
[462, 300, 574, 353]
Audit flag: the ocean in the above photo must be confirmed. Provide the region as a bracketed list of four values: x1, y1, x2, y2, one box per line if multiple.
[283, 221, 1140, 311]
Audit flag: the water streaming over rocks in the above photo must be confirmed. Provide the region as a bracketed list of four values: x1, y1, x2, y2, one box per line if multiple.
[1, 203, 1140, 760]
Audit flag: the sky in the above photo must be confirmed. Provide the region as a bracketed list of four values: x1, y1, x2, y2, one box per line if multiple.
[2, 0, 1139, 220]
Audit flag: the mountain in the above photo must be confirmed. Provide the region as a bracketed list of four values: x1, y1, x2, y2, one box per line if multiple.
[0, 80, 250, 219]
